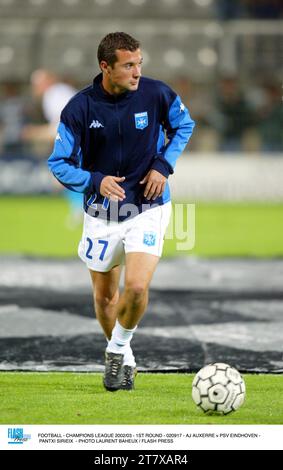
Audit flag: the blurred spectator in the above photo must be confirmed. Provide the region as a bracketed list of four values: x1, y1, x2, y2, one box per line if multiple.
[22, 69, 77, 147]
[23, 69, 83, 227]
[0, 81, 30, 156]
[215, 0, 283, 19]
[215, 0, 247, 20]
[171, 76, 192, 106]
[257, 80, 283, 152]
[171, 76, 219, 152]
[244, 0, 283, 19]
[209, 76, 255, 152]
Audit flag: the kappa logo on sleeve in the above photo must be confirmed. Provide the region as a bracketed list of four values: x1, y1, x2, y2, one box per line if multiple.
[134, 112, 148, 130]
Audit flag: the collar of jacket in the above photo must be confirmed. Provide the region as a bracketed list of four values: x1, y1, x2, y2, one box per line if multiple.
[92, 73, 135, 102]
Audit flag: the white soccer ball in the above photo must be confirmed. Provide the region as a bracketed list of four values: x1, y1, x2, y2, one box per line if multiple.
[192, 363, 246, 414]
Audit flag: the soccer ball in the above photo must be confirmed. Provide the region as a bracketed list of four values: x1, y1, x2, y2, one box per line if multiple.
[192, 363, 246, 414]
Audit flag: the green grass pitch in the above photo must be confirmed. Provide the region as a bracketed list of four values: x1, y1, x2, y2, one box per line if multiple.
[1, 197, 282, 425]
[0, 195, 283, 257]
[0, 372, 282, 424]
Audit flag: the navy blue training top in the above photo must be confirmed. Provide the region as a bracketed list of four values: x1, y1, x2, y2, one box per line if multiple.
[48, 73, 195, 221]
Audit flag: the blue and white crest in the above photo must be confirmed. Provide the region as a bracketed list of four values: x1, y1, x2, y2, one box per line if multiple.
[143, 231, 156, 247]
[134, 112, 148, 130]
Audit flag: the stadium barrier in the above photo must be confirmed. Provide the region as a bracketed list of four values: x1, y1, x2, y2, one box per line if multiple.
[1, 153, 283, 201]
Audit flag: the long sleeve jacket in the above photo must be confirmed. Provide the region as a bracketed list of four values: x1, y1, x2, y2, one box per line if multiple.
[48, 73, 195, 221]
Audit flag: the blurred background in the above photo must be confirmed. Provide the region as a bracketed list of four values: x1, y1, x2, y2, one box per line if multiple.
[0, 0, 283, 380]
[0, 0, 282, 255]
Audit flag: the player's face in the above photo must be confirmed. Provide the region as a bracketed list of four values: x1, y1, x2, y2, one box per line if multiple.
[105, 49, 143, 94]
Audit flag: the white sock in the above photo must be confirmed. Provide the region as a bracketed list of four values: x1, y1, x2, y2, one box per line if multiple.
[106, 337, 136, 367]
[106, 320, 137, 355]
[123, 345, 136, 367]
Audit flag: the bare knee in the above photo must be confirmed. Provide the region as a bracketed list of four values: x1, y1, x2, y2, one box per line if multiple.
[124, 281, 148, 302]
[95, 289, 119, 309]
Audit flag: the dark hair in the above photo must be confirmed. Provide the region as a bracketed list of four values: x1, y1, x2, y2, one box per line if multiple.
[97, 32, 140, 68]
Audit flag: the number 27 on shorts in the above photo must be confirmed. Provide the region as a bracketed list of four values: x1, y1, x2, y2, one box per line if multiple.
[85, 238, 108, 261]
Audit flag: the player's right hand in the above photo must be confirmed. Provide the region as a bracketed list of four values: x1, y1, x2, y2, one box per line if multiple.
[100, 176, 126, 201]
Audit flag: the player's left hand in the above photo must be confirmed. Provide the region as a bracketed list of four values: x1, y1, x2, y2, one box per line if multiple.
[139, 169, 167, 200]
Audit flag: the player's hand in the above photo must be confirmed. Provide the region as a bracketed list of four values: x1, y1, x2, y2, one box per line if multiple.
[139, 169, 166, 200]
[100, 176, 126, 201]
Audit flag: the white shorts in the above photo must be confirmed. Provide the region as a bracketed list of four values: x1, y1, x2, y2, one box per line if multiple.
[78, 202, 172, 272]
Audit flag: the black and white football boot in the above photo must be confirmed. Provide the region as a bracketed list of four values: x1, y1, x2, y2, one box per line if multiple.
[120, 366, 137, 391]
[103, 351, 124, 392]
